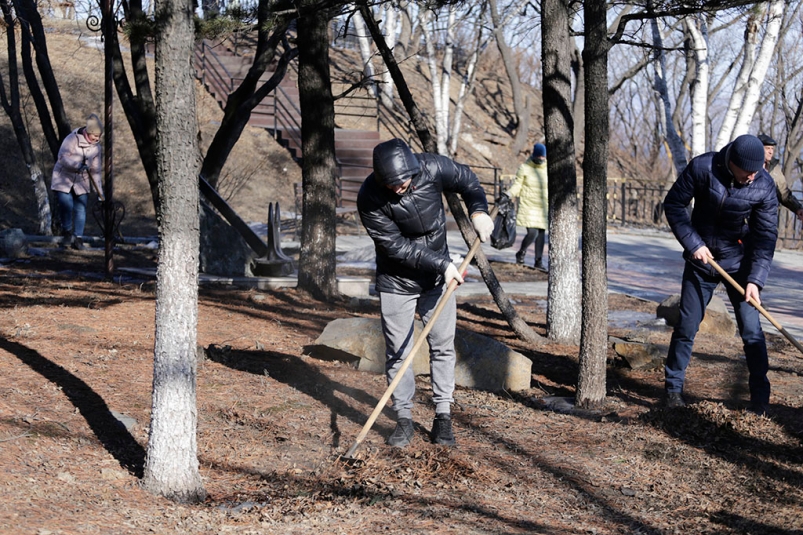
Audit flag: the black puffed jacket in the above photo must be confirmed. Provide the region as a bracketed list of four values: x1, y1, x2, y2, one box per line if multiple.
[357, 141, 489, 294]
[664, 142, 778, 289]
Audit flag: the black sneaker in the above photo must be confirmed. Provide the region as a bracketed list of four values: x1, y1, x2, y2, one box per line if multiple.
[747, 402, 768, 417]
[431, 413, 455, 445]
[666, 392, 686, 408]
[534, 260, 547, 272]
[386, 418, 414, 447]
[61, 231, 74, 249]
[71, 236, 85, 250]
[515, 251, 525, 265]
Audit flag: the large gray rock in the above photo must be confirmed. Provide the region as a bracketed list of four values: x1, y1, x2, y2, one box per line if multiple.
[610, 337, 667, 370]
[0, 228, 27, 258]
[656, 294, 736, 337]
[305, 317, 532, 392]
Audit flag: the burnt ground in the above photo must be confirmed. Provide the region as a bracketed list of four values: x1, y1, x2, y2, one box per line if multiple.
[1, 245, 803, 534]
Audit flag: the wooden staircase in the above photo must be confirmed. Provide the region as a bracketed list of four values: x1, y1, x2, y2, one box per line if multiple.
[194, 39, 381, 209]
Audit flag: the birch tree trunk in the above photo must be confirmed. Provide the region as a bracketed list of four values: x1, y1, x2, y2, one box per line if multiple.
[685, 15, 709, 158]
[732, 0, 784, 138]
[419, 9, 448, 154]
[379, 3, 397, 108]
[713, 8, 761, 150]
[143, 0, 205, 502]
[352, 10, 378, 99]
[0, 0, 52, 235]
[651, 14, 687, 176]
[542, 0, 582, 344]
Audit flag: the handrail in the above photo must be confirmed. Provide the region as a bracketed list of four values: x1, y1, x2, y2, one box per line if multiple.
[199, 39, 237, 93]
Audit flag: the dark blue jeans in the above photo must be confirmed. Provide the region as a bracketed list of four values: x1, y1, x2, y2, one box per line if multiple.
[665, 263, 770, 404]
[55, 190, 88, 236]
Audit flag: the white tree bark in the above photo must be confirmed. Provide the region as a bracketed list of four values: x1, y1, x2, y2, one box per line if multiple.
[732, 0, 785, 138]
[713, 7, 762, 150]
[379, 2, 398, 108]
[352, 10, 378, 99]
[650, 17, 687, 175]
[419, 9, 448, 154]
[685, 15, 709, 157]
[31, 166, 51, 235]
[143, 0, 205, 503]
[439, 7, 456, 154]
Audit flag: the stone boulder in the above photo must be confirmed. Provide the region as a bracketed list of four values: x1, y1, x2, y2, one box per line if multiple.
[610, 336, 667, 370]
[304, 317, 532, 392]
[656, 294, 736, 337]
[0, 228, 27, 258]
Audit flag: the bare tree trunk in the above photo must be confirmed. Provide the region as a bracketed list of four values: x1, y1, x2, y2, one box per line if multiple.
[12, 0, 71, 142]
[651, 13, 687, 176]
[713, 7, 760, 150]
[571, 44, 585, 156]
[488, 0, 528, 154]
[351, 10, 378, 99]
[360, 4, 542, 345]
[200, 13, 295, 187]
[732, 0, 784, 138]
[577, 0, 609, 409]
[297, 3, 338, 300]
[143, 0, 205, 503]
[112, 0, 160, 212]
[0, 0, 52, 234]
[542, 0, 581, 345]
[685, 15, 709, 157]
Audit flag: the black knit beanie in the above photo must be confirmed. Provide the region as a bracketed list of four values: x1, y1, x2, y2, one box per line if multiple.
[728, 135, 765, 173]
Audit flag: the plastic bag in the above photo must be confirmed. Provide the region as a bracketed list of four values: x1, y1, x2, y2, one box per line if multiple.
[490, 194, 517, 250]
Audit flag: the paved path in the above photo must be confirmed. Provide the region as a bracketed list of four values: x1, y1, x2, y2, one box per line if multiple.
[338, 226, 803, 343]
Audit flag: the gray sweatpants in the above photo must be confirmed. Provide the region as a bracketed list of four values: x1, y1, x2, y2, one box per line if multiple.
[379, 285, 457, 419]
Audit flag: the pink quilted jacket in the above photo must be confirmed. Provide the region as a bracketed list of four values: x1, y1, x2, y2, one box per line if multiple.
[50, 128, 102, 195]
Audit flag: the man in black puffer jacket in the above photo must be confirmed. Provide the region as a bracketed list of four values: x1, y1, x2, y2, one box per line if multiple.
[357, 139, 493, 447]
[663, 134, 778, 415]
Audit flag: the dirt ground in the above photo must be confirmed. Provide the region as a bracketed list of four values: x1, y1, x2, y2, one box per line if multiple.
[1, 245, 803, 534]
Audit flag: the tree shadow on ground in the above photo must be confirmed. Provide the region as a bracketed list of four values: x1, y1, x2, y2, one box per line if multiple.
[0, 336, 145, 477]
[203, 346, 395, 448]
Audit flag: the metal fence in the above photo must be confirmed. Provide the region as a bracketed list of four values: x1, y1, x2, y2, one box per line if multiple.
[604, 179, 803, 250]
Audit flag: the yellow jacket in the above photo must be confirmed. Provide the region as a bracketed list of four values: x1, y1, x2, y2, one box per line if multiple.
[508, 158, 548, 229]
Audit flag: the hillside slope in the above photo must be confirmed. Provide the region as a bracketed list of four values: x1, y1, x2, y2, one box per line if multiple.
[0, 21, 540, 238]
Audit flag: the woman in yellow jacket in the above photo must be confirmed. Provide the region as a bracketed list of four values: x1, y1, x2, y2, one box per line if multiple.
[507, 143, 548, 270]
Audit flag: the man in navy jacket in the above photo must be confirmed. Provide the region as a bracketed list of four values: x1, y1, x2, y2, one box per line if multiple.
[663, 134, 778, 414]
[357, 139, 493, 447]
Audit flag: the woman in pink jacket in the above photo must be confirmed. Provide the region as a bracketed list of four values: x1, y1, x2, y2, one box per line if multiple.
[51, 114, 104, 249]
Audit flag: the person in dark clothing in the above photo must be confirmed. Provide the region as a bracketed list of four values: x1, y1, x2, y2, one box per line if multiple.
[357, 139, 493, 447]
[663, 134, 778, 415]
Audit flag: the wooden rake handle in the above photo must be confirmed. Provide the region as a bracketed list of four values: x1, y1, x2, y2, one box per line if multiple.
[343, 206, 498, 459]
[707, 258, 803, 356]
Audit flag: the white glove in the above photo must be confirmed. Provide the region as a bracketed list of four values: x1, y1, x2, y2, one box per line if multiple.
[444, 262, 464, 286]
[471, 212, 494, 242]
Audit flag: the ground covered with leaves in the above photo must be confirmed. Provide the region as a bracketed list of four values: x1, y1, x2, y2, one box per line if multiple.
[1, 246, 803, 534]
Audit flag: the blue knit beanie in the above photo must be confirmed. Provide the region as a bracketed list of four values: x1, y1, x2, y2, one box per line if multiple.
[532, 143, 546, 160]
[728, 135, 765, 173]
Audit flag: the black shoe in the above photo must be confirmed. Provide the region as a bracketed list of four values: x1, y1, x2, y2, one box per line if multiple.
[61, 231, 74, 249]
[386, 418, 414, 447]
[665, 392, 686, 408]
[747, 402, 768, 417]
[534, 260, 547, 272]
[431, 413, 455, 445]
[515, 251, 525, 265]
[71, 236, 85, 250]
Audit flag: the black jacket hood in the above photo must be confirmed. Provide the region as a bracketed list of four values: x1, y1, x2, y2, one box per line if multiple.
[373, 139, 421, 187]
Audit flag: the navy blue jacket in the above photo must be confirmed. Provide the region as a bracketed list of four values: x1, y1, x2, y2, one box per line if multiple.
[664, 143, 778, 289]
[357, 142, 488, 294]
